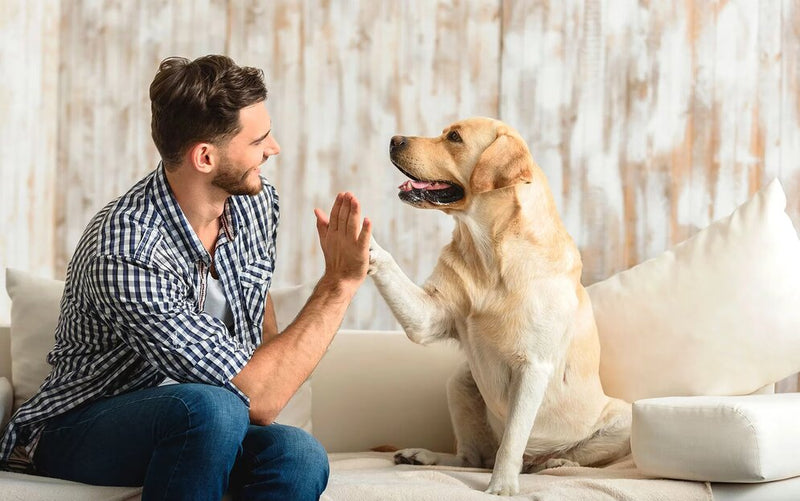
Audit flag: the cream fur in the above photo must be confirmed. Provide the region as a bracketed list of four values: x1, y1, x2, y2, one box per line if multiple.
[369, 117, 631, 496]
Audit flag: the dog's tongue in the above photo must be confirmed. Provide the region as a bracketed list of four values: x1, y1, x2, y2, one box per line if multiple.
[399, 180, 451, 192]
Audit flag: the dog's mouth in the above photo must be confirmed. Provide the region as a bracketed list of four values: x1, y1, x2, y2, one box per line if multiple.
[392, 160, 464, 206]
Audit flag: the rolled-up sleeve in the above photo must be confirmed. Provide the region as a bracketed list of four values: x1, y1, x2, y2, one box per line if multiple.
[86, 254, 251, 403]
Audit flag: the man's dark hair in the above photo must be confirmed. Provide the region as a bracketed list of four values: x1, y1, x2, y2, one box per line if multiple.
[150, 55, 268, 168]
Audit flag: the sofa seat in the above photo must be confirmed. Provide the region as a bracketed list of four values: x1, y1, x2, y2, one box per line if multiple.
[6, 449, 800, 501]
[323, 452, 712, 500]
[0, 453, 714, 501]
[2, 329, 800, 500]
[0, 470, 142, 500]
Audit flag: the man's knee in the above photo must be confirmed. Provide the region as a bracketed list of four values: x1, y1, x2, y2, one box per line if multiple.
[282, 426, 329, 475]
[243, 424, 330, 495]
[159, 384, 249, 449]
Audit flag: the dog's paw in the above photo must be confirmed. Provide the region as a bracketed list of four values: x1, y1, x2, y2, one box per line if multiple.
[485, 470, 519, 496]
[394, 448, 439, 466]
[541, 458, 580, 470]
[368, 236, 390, 275]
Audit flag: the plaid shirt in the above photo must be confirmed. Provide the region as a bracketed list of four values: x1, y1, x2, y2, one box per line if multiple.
[0, 164, 279, 471]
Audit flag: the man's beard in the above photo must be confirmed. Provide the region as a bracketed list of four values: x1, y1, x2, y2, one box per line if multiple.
[212, 156, 263, 196]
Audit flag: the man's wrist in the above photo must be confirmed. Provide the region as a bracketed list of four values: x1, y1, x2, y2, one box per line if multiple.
[316, 273, 361, 302]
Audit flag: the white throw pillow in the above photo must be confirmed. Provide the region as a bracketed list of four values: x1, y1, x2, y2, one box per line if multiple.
[587, 179, 800, 402]
[269, 282, 316, 332]
[5, 268, 63, 411]
[632, 394, 800, 482]
[5, 268, 314, 432]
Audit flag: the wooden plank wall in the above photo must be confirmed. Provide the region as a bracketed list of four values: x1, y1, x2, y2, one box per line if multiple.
[2, 1, 800, 348]
[1, 0, 60, 309]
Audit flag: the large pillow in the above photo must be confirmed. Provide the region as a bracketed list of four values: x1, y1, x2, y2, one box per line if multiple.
[588, 179, 800, 402]
[5, 268, 313, 432]
[269, 282, 316, 332]
[5, 268, 63, 410]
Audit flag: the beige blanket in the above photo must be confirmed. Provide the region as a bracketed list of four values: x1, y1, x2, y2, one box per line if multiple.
[322, 452, 713, 501]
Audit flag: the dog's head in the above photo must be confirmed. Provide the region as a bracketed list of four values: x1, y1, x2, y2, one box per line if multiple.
[389, 117, 536, 211]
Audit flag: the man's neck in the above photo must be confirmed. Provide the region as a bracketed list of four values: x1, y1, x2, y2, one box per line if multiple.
[164, 165, 227, 252]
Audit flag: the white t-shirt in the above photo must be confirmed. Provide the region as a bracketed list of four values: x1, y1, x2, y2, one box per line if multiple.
[160, 273, 234, 386]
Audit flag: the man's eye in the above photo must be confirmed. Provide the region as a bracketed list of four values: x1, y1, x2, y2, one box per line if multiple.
[447, 131, 462, 143]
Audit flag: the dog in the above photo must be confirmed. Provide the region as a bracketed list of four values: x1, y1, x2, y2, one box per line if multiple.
[367, 117, 631, 495]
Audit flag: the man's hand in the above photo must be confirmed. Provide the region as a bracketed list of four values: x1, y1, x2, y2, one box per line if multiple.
[313, 192, 372, 294]
[234, 192, 371, 425]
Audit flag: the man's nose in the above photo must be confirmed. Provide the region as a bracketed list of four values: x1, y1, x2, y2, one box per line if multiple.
[390, 135, 406, 151]
[265, 136, 280, 157]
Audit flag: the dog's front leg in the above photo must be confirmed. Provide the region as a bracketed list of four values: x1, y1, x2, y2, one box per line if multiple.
[369, 237, 450, 344]
[486, 360, 553, 496]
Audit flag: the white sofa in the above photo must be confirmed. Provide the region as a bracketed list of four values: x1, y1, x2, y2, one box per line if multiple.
[2, 325, 800, 501]
[3, 179, 800, 500]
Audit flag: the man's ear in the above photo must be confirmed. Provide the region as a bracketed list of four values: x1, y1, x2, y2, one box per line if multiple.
[469, 127, 533, 193]
[187, 142, 215, 174]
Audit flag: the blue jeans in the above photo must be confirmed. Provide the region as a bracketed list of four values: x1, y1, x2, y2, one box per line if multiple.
[32, 383, 329, 501]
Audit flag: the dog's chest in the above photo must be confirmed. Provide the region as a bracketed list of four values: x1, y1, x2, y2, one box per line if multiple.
[452, 276, 575, 417]
[455, 280, 541, 353]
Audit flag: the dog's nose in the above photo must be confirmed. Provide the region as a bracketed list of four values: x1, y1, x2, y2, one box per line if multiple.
[390, 135, 406, 151]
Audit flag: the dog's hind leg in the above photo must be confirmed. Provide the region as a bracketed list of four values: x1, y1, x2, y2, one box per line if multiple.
[529, 397, 631, 471]
[395, 362, 498, 468]
[567, 398, 631, 466]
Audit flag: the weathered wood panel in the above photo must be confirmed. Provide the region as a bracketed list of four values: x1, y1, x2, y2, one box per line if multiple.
[781, 0, 800, 224]
[55, 0, 230, 274]
[228, 0, 501, 329]
[0, 0, 60, 324]
[2, 0, 800, 344]
[502, 0, 800, 287]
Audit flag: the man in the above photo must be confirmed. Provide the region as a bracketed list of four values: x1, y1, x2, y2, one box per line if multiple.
[0, 55, 371, 500]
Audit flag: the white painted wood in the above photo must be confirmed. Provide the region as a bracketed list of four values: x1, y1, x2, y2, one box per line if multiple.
[55, 0, 230, 274]
[2, 0, 800, 348]
[229, 0, 501, 329]
[0, 0, 60, 325]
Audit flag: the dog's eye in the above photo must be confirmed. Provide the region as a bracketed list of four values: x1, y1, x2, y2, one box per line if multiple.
[447, 130, 462, 143]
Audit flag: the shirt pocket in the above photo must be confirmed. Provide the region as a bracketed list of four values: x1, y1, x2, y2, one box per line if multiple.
[239, 259, 274, 326]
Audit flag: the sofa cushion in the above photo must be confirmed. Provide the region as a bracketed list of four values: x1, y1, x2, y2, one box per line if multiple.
[4, 268, 313, 432]
[632, 393, 800, 482]
[321, 452, 714, 500]
[0, 470, 143, 500]
[587, 179, 800, 402]
[270, 282, 316, 332]
[5, 268, 64, 411]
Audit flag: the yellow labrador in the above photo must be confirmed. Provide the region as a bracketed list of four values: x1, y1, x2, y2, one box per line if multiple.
[368, 117, 631, 495]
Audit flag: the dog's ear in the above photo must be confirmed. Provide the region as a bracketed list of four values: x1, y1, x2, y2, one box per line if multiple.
[469, 127, 534, 193]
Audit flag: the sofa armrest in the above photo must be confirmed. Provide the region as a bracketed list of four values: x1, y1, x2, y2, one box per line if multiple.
[0, 377, 12, 429]
[632, 393, 800, 483]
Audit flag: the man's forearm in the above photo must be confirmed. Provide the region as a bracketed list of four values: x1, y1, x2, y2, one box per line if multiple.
[232, 274, 358, 424]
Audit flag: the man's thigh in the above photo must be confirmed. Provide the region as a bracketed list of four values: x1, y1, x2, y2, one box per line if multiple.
[33, 383, 243, 486]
